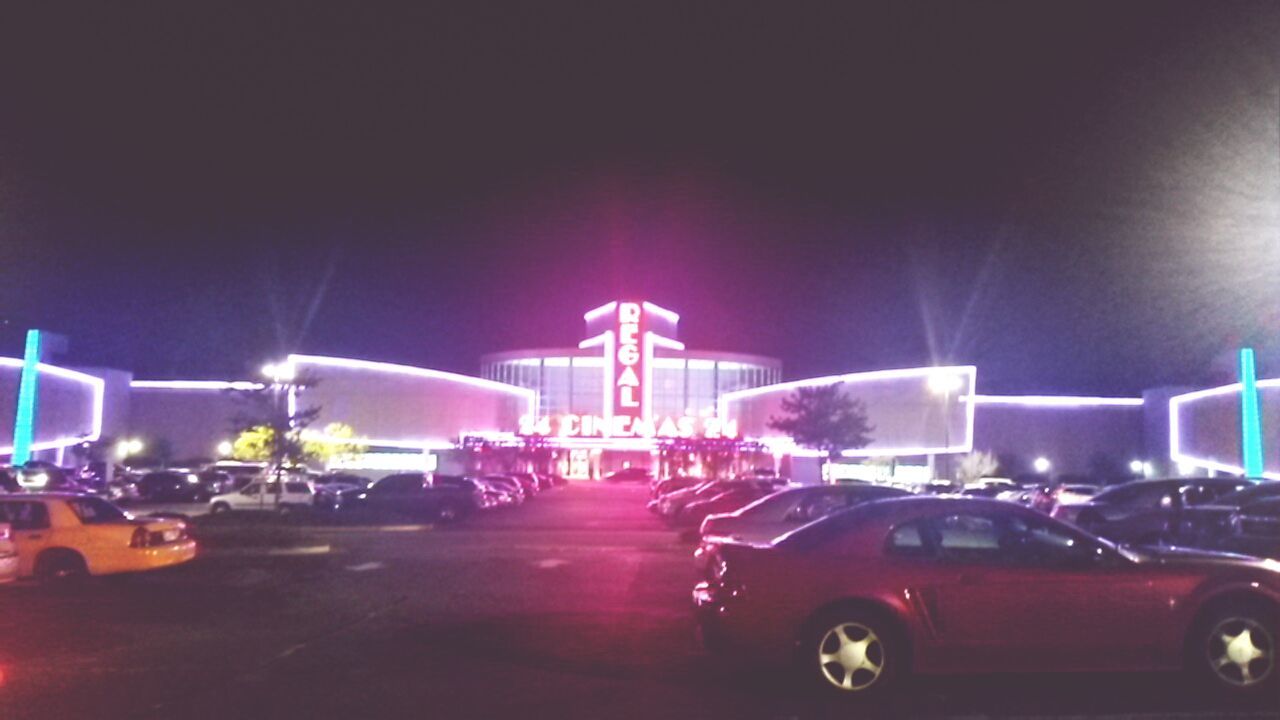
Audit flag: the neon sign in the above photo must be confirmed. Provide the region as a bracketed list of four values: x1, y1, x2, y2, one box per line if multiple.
[519, 414, 739, 440]
[614, 302, 644, 422]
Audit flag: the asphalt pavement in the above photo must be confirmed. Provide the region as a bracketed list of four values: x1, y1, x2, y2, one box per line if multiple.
[0, 482, 1276, 720]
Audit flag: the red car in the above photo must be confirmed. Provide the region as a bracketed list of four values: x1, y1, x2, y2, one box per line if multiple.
[694, 496, 1279, 699]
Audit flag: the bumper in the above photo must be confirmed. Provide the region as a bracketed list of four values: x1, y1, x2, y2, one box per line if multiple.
[98, 539, 198, 575]
[0, 552, 18, 584]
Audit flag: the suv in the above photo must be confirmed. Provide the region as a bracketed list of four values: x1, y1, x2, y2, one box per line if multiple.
[1054, 477, 1258, 544]
[331, 473, 480, 523]
[209, 480, 316, 515]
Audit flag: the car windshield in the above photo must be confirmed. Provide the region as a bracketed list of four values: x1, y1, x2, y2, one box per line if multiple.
[1212, 483, 1280, 508]
[66, 497, 131, 524]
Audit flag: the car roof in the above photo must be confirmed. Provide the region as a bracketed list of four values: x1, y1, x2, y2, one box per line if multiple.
[778, 495, 1045, 549]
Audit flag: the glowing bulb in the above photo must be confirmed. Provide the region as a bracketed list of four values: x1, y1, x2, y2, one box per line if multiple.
[217, 441, 233, 457]
[1033, 457, 1051, 474]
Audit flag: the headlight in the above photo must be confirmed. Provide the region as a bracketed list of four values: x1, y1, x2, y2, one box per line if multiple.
[187, 474, 200, 484]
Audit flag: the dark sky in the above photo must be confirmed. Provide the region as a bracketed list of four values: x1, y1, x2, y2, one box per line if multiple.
[1, 1, 1277, 394]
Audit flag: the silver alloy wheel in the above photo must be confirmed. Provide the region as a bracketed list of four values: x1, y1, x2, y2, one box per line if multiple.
[1207, 616, 1274, 687]
[818, 622, 885, 691]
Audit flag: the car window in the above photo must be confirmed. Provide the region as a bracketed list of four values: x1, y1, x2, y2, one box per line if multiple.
[1215, 484, 1280, 507]
[284, 482, 310, 494]
[1242, 498, 1280, 518]
[790, 491, 848, 522]
[0, 501, 52, 530]
[1004, 515, 1097, 567]
[67, 497, 130, 524]
[1107, 485, 1175, 510]
[241, 484, 261, 496]
[934, 514, 1002, 560]
[886, 520, 930, 557]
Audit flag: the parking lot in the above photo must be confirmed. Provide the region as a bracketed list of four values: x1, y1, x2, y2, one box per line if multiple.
[0, 482, 1277, 720]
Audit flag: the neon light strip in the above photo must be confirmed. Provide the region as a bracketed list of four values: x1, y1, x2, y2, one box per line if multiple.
[648, 333, 685, 352]
[131, 380, 266, 391]
[1169, 378, 1280, 480]
[603, 332, 615, 421]
[462, 432, 671, 451]
[969, 395, 1144, 407]
[299, 429, 455, 452]
[287, 354, 535, 416]
[641, 301, 680, 325]
[1240, 349, 1265, 477]
[578, 332, 610, 349]
[0, 356, 105, 457]
[10, 331, 42, 464]
[751, 435, 975, 458]
[583, 302, 618, 323]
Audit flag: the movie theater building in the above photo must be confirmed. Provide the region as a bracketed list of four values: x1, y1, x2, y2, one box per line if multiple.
[2, 302, 1275, 483]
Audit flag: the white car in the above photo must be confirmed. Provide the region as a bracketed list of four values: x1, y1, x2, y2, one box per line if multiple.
[209, 480, 316, 515]
[0, 522, 18, 584]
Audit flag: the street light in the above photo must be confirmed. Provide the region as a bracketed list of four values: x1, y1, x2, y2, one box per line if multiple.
[116, 438, 144, 460]
[1033, 456, 1051, 474]
[1129, 459, 1145, 475]
[927, 372, 964, 482]
[261, 361, 295, 383]
[217, 440, 233, 457]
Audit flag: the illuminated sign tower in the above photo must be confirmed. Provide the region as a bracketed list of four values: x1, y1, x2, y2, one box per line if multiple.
[579, 301, 685, 437]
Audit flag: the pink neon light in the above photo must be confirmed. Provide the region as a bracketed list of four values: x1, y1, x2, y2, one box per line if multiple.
[641, 301, 680, 325]
[719, 365, 978, 456]
[578, 332, 610, 350]
[0, 358, 105, 454]
[970, 395, 1144, 408]
[299, 429, 454, 451]
[1169, 379, 1280, 480]
[131, 380, 266, 391]
[583, 302, 618, 323]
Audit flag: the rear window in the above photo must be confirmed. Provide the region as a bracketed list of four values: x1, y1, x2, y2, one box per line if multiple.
[66, 497, 130, 524]
[776, 499, 903, 551]
[0, 500, 51, 530]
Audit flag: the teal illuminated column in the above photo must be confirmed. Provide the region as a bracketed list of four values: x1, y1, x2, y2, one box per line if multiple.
[11, 329, 43, 465]
[1239, 348, 1264, 477]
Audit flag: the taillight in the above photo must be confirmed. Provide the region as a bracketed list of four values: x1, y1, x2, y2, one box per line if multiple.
[130, 527, 150, 548]
[0, 526, 9, 541]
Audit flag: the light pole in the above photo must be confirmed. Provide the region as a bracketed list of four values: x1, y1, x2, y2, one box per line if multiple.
[928, 372, 964, 483]
[261, 361, 296, 510]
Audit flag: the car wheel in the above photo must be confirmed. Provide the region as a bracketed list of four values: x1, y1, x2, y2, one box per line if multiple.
[804, 608, 903, 699]
[36, 550, 89, 584]
[210, 502, 231, 515]
[1190, 601, 1277, 695]
[436, 503, 462, 524]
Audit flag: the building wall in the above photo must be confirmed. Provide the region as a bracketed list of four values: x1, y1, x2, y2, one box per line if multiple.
[290, 355, 532, 447]
[971, 403, 1145, 477]
[1171, 382, 1279, 478]
[128, 387, 248, 461]
[724, 367, 975, 457]
[0, 359, 104, 458]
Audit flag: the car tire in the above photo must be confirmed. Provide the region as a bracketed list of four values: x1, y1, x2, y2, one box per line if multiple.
[1187, 600, 1278, 696]
[435, 502, 464, 524]
[210, 502, 231, 515]
[36, 549, 89, 584]
[802, 606, 905, 701]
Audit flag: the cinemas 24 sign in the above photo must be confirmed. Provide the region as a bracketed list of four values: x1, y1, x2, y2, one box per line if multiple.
[518, 413, 739, 440]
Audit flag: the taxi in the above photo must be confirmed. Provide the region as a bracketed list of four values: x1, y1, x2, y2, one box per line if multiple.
[0, 494, 196, 581]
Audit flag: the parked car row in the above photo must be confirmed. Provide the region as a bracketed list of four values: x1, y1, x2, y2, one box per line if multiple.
[647, 475, 792, 528]
[207, 470, 567, 524]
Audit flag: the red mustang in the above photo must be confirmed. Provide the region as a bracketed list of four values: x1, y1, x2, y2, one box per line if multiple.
[694, 496, 1279, 699]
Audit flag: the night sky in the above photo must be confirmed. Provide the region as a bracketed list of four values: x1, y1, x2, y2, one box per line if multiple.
[1, 2, 1277, 395]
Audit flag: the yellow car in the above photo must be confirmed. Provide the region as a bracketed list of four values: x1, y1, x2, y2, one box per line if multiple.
[0, 494, 196, 581]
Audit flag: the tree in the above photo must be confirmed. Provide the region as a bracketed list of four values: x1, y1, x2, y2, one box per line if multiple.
[768, 383, 873, 479]
[231, 371, 322, 506]
[306, 422, 367, 465]
[955, 450, 999, 487]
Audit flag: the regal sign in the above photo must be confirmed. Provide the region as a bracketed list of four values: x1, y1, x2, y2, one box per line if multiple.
[580, 300, 686, 436]
[519, 413, 739, 440]
[613, 301, 645, 424]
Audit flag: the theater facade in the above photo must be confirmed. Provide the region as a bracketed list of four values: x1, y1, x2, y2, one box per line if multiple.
[2, 302, 1276, 483]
